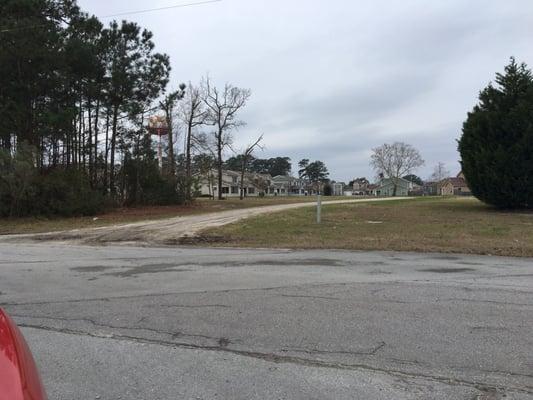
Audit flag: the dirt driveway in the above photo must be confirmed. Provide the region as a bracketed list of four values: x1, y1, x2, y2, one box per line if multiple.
[1, 197, 409, 246]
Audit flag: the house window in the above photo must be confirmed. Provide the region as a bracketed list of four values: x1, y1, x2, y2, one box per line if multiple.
[231, 186, 239, 194]
[221, 187, 229, 194]
[232, 176, 238, 184]
[248, 187, 255, 194]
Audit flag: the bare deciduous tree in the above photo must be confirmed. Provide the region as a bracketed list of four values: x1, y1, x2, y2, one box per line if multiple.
[370, 142, 424, 196]
[430, 161, 450, 182]
[235, 134, 264, 200]
[203, 77, 251, 200]
[160, 84, 186, 177]
[179, 82, 209, 200]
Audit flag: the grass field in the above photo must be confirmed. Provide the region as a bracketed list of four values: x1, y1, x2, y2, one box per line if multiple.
[0, 196, 348, 235]
[199, 197, 533, 257]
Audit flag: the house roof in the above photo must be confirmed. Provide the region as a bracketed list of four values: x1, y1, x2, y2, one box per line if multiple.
[248, 172, 272, 180]
[379, 177, 411, 188]
[443, 177, 468, 188]
[272, 175, 299, 181]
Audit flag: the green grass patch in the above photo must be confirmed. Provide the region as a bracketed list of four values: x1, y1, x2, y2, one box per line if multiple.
[200, 197, 533, 257]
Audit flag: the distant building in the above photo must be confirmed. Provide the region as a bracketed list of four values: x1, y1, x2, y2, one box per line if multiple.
[352, 178, 371, 196]
[374, 177, 411, 197]
[440, 172, 471, 196]
[196, 169, 271, 198]
[332, 182, 345, 196]
[366, 183, 380, 196]
[421, 181, 440, 196]
[269, 175, 310, 196]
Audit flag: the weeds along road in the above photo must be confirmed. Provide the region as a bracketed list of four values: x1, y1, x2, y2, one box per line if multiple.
[0, 197, 410, 246]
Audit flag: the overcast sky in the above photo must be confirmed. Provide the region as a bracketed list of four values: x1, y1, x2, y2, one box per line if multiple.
[78, 0, 533, 182]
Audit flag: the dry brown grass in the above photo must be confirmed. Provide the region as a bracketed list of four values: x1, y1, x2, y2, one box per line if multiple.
[200, 197, 533, 257]
[0, 196, 347, 235]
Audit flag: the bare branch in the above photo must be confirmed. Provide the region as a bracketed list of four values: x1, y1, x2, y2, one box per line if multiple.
[370, 142, 424, 195]
[201, 76, 252, 199]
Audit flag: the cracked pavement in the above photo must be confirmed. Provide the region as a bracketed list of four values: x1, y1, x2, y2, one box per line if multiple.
[0, 243, 532, 399]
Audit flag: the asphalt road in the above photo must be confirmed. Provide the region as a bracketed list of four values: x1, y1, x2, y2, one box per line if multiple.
[0, 243, 532, 399]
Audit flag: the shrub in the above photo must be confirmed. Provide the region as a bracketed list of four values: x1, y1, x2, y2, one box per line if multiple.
[36, 168, 104, 216]
[0, 146, 104, 217]
[458, 58, 533, 209]
[119, 155, 185, 206]
[0, 145, 37, 217]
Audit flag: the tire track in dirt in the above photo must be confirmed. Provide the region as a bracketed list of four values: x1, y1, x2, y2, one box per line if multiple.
[0, 197, 410, 246]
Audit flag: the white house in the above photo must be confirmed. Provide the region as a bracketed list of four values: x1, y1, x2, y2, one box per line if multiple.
[268, 175, 314, 196]
[195, 170, 271, 198]
[332, 182, 345, 196]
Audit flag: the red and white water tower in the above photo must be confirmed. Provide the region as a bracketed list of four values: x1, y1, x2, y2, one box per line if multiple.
[147, 115, 169, 169]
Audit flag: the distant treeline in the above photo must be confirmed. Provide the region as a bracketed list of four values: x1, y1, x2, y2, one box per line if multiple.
[224, 156, 292, 177]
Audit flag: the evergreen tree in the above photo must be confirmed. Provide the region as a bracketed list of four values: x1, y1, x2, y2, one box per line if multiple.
[458, 58, 533, 209]
[225, 155, 251, 171]
[250, 157, 291, 176]
[0, 0, 175, 215]
[403, 174, 423, 186]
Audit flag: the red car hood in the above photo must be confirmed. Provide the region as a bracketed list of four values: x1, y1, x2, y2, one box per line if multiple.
[0, 309, 47, 400]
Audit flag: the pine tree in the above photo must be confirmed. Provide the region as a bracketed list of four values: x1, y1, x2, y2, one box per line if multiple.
[458, 58, 533, 209]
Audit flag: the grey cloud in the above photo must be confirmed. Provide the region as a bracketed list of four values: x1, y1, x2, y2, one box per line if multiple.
[79, 0, 533, 181]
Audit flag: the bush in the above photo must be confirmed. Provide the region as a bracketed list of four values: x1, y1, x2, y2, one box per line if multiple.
[0, 145, 37, 217]
[36, 168, 104, 216]
[119, 155, 185, 206]
[0, 146, 104, 217]
[458, 58, 533, 209]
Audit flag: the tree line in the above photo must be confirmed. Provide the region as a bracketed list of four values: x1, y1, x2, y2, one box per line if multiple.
[0, 0, 253, 215]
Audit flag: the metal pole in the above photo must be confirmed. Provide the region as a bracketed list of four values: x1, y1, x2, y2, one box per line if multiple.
[317, 193, 321, 224]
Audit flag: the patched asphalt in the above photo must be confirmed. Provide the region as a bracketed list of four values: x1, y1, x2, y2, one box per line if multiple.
[0, 243, 532, 399]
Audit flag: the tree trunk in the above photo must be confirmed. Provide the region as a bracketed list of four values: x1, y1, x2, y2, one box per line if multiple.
[167, 113, 175, 176]
[103, 110, 110, 195]
[93, 99, 100, 187]
[134, 113, 143, 205]
[185, 116, 193, 201]
[240, 164, 245, 200]
[109, 104, 119, 196]
[217, 132, 223, 200]
[87, 100, 93, 178]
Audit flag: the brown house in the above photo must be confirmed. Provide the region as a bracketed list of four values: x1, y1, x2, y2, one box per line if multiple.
[440, 172, 471, 196]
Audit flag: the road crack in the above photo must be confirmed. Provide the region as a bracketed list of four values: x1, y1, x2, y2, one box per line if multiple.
[280, 294, 340, 300]
[281, 341, 386, 356]
[10, 314, 222, 343]
[18, 323, 533, 396]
